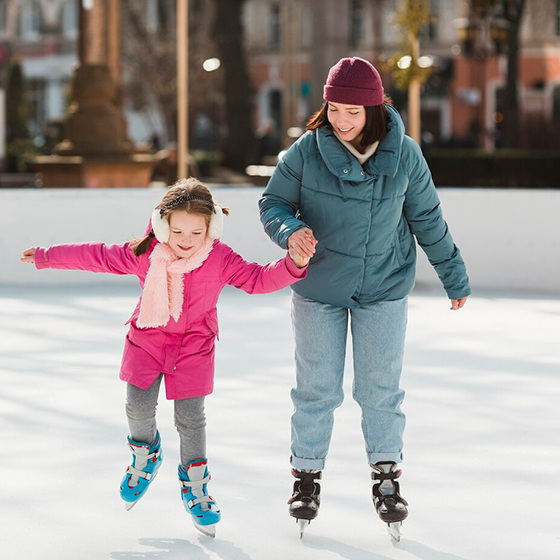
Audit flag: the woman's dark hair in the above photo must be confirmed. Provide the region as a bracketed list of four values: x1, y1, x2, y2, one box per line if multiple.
[306, 96, 393, 148]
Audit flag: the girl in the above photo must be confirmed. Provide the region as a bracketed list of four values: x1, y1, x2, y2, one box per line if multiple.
[259, 57, 470, 540]
[21, 178, 310, 538]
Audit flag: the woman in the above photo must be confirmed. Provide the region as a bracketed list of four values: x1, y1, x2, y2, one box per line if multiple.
[259, 57, 470, 539]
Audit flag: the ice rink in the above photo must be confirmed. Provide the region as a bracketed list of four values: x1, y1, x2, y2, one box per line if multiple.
[1, 282, 559, 560]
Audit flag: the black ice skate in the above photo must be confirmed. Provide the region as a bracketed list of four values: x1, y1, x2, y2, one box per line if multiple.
[288, 469, 322, 538]
[371, 462, 409, 541]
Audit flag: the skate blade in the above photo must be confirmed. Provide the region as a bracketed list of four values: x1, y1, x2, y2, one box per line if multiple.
[123, 471, 159, 511]
[192, 518, 216, 538]
[387, 522, 402, 542]
[297, 519, 310, 539]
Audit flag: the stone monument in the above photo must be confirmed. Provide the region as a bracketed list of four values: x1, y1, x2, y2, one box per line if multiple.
[34, 0, 156, 187]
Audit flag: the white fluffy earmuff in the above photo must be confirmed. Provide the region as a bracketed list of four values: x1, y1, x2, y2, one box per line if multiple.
[151, 208, 170, 243]
[151, 203, 224, 243]
[208, 205, 224, 239]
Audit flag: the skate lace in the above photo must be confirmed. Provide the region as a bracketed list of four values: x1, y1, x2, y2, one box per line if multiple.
[372, 480, 409, 506]
[291, 471, 321, 502]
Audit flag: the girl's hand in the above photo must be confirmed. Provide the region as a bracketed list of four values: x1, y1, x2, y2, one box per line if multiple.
[450, 296, 468, 311]
[289, 246, 310, 268]
[288, 228, 317, 259]
[20, 247, 36, 264]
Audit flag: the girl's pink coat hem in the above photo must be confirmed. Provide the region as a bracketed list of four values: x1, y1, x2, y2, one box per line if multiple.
[34, 239, 306, 399]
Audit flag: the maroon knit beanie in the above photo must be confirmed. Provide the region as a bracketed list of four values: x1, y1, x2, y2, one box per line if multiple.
[323, 57, 384, 106]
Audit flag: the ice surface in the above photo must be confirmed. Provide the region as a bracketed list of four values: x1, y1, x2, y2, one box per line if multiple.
[1, 283, 559, 560]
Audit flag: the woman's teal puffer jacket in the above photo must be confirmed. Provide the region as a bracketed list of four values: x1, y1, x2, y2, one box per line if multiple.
[259, 105, 471, 307]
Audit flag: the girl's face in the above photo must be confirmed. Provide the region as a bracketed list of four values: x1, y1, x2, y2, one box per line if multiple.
[168, 211, 208, 258]
[327, 102, 366, 142]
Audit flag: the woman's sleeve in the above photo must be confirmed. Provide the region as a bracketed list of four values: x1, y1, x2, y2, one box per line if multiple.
[34, 241, 142, 276]
[258, 136, 310, 249]
[403, 140, 471, 299]
[220, 245, 307, 294]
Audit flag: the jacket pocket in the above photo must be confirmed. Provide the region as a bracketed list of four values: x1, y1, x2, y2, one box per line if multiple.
[204, 314, 220, 341]
[395, 233, 414, 267]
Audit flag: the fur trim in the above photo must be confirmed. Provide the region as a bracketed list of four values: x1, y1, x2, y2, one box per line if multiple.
[136, 238, 214, 328]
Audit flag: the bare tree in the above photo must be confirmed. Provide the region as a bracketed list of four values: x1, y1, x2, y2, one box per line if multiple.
[501, 0, 526, 148]
[121, 0, 222, 146]
[465, 0, 527, 148]
[213, 0, 254, 171]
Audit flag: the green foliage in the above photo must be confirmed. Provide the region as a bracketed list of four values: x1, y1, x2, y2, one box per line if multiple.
[5, 60, 30, 141]
[424, 149, 560, 188]
[190, 150, 222, 177]
[6, 138, 40, 172]
[393, 0, 432, 37]
[385, 54, 432, 91]
[384, 0, 433, 91]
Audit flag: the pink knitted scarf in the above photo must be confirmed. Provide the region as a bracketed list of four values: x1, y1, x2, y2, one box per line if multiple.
[136, 238, 214, 329]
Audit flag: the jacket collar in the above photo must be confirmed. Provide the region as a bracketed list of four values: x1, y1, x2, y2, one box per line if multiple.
[315, 104, 405, 181]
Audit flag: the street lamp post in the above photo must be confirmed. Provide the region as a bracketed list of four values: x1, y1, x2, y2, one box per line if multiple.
[177, 0, 189, 179]
[456, 7, 509, 150]
[408, 31, 421, 143]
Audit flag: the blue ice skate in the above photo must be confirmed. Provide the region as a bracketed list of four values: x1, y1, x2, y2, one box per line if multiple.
[178, 459, 221, 537]
[120, 431, 162, 510]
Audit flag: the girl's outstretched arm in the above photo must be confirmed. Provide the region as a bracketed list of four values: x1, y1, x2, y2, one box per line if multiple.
[21, 242, 142, 276]
[221, 245, 307, 294]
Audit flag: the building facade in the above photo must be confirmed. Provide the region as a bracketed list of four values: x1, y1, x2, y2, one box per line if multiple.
[0, 0, 163, 162]
[243, 0, 560, 149]
[2, 0, 560, 165]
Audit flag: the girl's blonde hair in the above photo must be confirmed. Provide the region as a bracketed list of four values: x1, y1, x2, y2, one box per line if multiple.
[132, 177, 230, 256]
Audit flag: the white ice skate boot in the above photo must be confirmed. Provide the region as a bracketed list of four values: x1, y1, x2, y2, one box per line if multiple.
[178, 459, 221, 537]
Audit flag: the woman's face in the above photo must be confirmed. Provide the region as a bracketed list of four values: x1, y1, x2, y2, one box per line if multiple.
[327, 102, 366, 142]
[167, 211, 208, 258]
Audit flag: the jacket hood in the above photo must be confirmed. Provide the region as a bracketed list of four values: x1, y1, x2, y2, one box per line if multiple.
[315, 103, 405, 181]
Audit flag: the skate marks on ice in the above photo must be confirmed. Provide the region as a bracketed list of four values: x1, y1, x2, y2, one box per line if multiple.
[111, 536, 253, 560]
[300, 535, 393, 560]
[392, 539, 471, 560]
[301, 535, 470, 560]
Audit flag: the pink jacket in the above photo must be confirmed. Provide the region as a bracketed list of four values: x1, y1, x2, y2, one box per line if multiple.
[34, 239, 306, 399]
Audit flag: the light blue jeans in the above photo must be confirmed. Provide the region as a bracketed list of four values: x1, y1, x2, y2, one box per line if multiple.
[290, 292, 408, 470]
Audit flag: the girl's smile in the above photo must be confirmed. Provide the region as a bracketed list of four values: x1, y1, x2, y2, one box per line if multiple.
[168, 211, 208, 257]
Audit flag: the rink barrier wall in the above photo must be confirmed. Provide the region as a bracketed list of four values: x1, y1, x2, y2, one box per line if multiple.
[1, 186, 559, 294]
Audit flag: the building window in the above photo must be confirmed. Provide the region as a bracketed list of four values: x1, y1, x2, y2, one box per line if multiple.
[146, 0, 159, 33]
[350, 0, 364, 47]
[62, 0, 77, 39]
[426, 0, 439, 41]
[270, 3, 281, 52]
[0, 2, 7, 36]
[18, 1, 41, 40]
[26, 78, 47, 139]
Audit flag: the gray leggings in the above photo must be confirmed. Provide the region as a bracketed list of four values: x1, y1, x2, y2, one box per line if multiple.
[125, 374, 206, 466]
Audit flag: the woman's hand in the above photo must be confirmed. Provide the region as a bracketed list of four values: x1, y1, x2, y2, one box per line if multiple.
[450, 296, 468, 311]
[288, 228, 317, 259]
[20, 248, 36, 264]
[289, 246, 310, 268]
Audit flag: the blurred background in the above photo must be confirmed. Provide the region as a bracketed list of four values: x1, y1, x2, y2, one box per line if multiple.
[0, 0, 558, 293]
[0, 0, 558, 188]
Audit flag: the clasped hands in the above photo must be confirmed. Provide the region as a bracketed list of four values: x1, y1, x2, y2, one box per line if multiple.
[288, 228, 317, 268]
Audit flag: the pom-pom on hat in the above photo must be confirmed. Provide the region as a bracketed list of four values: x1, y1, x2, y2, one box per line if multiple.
[323, 57, 384, 106]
